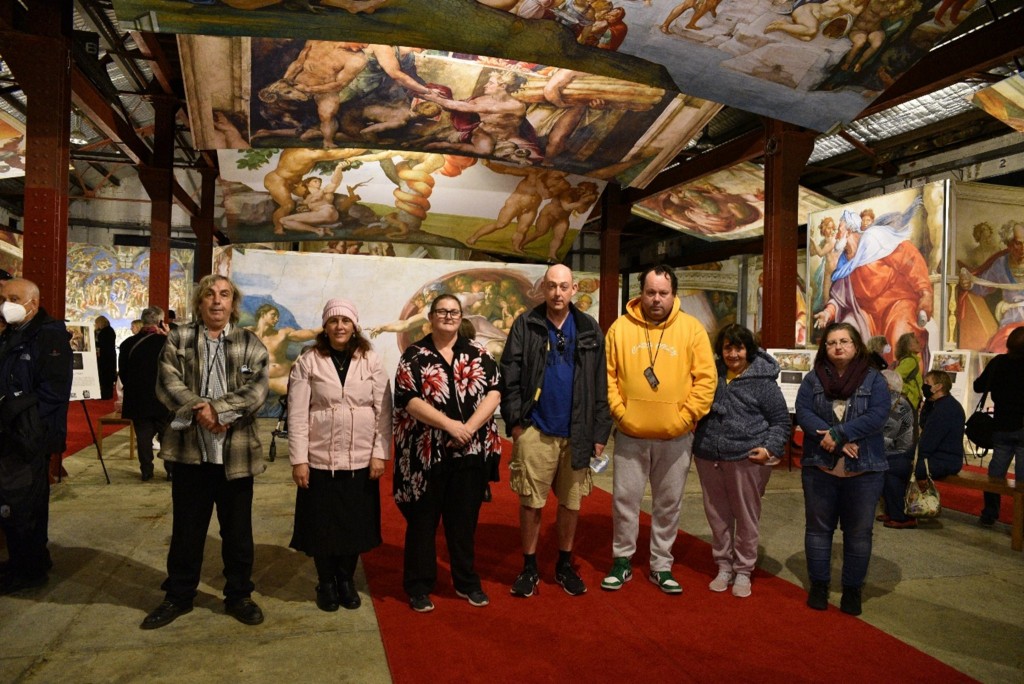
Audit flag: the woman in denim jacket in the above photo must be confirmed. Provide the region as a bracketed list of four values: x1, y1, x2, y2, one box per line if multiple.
[795, 323, 889, 617]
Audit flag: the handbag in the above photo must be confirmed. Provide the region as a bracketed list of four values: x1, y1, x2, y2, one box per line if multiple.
[905, 449, 941, 518]
[965, 391, 995, 451]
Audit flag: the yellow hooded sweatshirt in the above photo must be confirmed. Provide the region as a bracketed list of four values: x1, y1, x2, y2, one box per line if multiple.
[605, 296, 717, 440]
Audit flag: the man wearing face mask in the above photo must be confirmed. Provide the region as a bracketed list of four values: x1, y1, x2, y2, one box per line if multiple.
[916, 370, 965, 483]
[0, 278, 73, 595]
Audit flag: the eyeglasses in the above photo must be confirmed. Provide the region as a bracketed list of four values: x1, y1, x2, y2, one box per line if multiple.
[826, 339, 853, 348]
[555, 330, 566, 352]
[433, 309, 462, 320]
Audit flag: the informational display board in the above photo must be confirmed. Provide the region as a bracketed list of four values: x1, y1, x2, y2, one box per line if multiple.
[930, 350, 972, 409]
[67, 320, 102, 401]
[766, 348, 814, 413]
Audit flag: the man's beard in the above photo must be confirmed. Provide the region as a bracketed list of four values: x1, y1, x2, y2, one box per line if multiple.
[835, 236, 847, 253]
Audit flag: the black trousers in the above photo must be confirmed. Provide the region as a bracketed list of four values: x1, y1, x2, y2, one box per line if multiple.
[161, 462, 255, 606]
[397, 464, 484, 597]
[313, 554, 359, 584]
[134, 417, 170, 477]
[0, 451, 50, 578]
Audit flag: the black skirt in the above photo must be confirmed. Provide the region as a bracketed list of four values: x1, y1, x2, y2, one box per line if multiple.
[290, 466, 382, 557]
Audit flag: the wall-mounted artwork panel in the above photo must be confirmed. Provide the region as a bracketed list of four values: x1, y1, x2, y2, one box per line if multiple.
[950, 182, 1024, 354]
[66, 244, 195, 346]
[806, 182, 946, 367]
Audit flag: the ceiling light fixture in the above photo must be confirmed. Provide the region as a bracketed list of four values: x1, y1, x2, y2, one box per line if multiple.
[69, 113, 88, 146]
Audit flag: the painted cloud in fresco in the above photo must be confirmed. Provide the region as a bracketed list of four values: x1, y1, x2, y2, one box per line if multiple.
[632, 162, 836, 241]
[111, 0, 989, 132]
[216, 147, 605, 262]
[179, 35, 719, 188]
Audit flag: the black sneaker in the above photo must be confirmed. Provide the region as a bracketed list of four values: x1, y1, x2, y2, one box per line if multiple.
[555, 564, 587, 596]
[455, 589, 490, 607]
[409, 594, 435, 613]
[510, 568, 540, 598]
[979, 513, 997, 527]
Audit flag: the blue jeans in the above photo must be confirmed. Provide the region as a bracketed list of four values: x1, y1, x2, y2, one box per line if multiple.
[982, 427, 1024, 519]
[883, 453, 913, 522]
[802, 467, 884, 588]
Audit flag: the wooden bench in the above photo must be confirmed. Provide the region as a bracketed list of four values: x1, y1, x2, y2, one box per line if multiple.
[941, 472, 1022, 552]
[97, 412, 135, 463]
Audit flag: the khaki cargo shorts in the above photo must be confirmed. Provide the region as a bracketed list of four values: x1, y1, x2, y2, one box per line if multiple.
[509, 425, 592, 510]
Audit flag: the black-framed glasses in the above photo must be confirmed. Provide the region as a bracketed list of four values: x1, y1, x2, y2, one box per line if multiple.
[433, 309, 462, 320]
[555, 330, 566, 352]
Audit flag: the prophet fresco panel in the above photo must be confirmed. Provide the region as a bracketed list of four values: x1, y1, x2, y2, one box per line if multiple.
[179, 35, 719, 188]
[112, 0, 993, 132]
[632, 161, 836, 240]
[950, 182, 1024, 354]
[66, 244, 195, 346]
[806, 182, 945, 367]
[219, 246, 603, 414]
[968, 73, 1024, 134]
[217, 147, 604, 262]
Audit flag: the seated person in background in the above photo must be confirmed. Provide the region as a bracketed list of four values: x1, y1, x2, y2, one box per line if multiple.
[877, 370, 918, 528]
[916, 370, 964, 485]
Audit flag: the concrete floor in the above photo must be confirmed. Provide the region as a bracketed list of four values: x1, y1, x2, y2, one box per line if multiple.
[1, 420, 1022, 683]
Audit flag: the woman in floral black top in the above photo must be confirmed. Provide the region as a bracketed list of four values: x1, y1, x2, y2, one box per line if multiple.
[393, 294, 502, 613]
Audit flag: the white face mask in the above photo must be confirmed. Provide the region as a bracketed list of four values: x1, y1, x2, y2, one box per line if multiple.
[1, 301, 27, 324]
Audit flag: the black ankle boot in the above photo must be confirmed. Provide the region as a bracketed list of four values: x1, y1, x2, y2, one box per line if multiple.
[316, 581, 340, 612]
[807, 581, 829, 611]
[840, 585, 862, 616]
[338, 580, 361, 610]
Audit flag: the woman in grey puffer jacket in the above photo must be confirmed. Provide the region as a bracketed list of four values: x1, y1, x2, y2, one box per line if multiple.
[693, 324, 791, 598]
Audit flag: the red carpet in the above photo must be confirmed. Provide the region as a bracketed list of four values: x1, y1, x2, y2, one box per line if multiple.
[65, 398, 122, 457]
[364, 446, 973, 683]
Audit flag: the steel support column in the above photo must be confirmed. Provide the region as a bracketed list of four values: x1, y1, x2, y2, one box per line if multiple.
[138, 96, 177, 314]
[761, 119, 816, 348]
[2, 5, 72, 316]
[191, 167, 216, 279]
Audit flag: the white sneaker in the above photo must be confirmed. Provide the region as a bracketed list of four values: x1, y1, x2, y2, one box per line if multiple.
[709, 570, 732, 593]
[732, 573, 751, 598]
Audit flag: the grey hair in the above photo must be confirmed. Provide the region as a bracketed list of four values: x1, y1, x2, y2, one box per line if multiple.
[141, 306, 164, 326]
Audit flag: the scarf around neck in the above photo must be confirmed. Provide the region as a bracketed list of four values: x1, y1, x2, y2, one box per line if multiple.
[815, 355, 871, 400]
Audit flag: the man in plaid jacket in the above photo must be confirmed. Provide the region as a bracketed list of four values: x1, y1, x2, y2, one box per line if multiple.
[140, 274, 269, 630]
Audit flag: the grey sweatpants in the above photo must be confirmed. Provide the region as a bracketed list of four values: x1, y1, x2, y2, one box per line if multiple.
[611, 432, 693, 572]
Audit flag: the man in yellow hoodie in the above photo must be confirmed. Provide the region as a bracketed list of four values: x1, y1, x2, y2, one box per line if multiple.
[602, 265, 717, 593]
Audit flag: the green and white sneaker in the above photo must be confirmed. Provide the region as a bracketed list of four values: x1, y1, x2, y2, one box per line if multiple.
[649, 570, 683, 594]
[601, 557, 632, 591]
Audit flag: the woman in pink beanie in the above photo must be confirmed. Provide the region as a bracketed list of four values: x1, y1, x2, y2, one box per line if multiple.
[287, 298, 392, 612]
